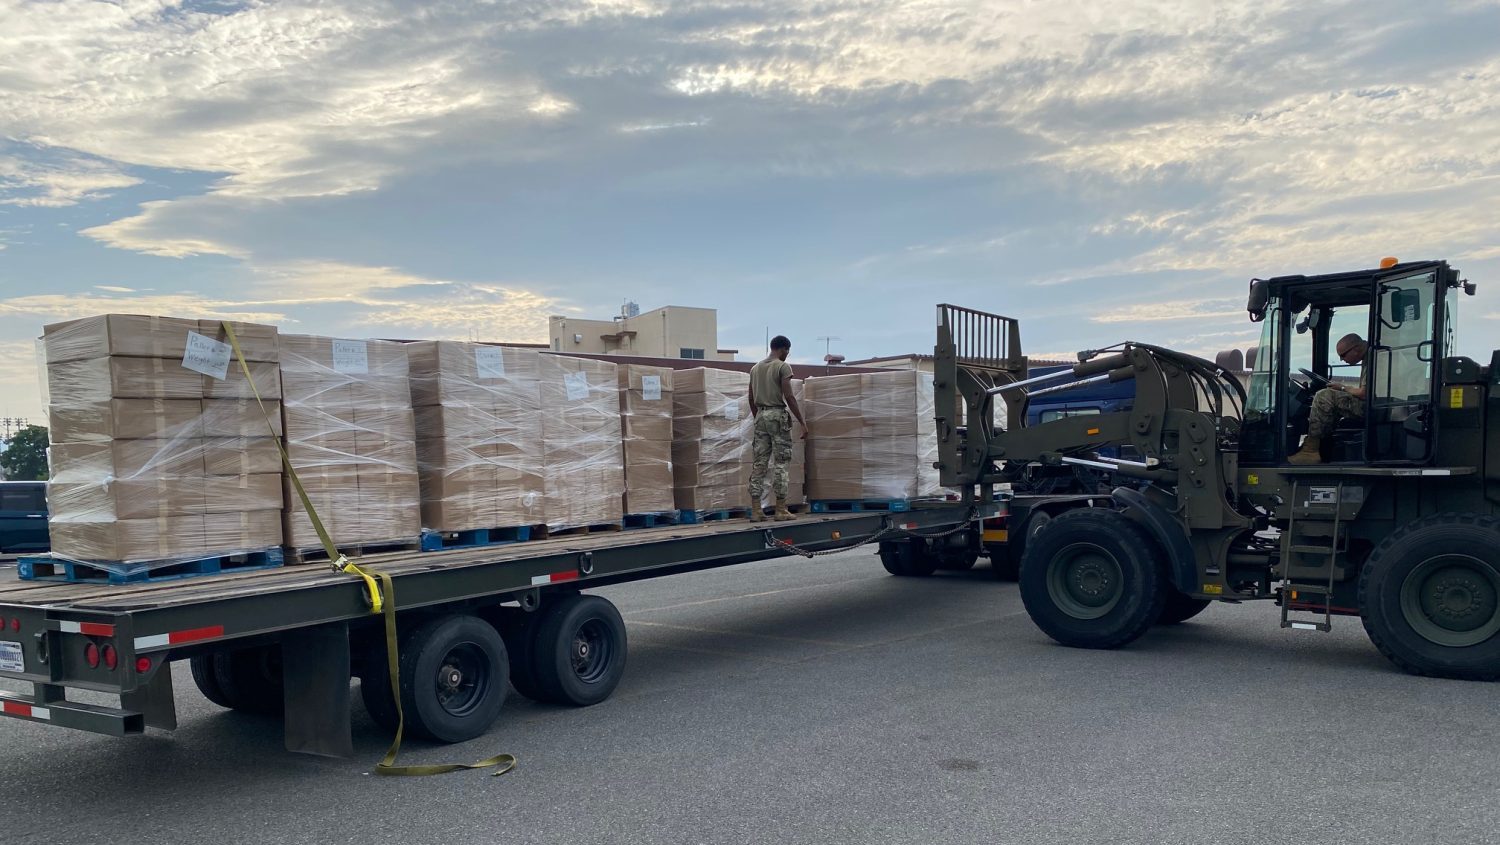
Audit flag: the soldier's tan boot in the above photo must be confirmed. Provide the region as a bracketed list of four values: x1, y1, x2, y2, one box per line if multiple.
[1288, 436, 1323, 465]
[774, 498, 795, 521]
[749, 502, 767, 522]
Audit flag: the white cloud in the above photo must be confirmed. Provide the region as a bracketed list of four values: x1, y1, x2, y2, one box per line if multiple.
[0, 154, 141, 207]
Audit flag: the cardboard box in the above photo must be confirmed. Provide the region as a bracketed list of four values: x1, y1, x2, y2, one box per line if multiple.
[203, 437, 282, 476]
[196, 319, 280, 363]
[48, 399, 205, 443]
[48, 357, 203, 401]
[539, 356, 622, 528]
[204, 473, 283, 514]
[47, 477, 207, 521]
[204, 509, 282, 552]
[43, 314, 200, 364]
[49, 440, 204, 481]
[802, 371, 942, 501]
[49, 514, 210, 563]
[203, 399, 284, 437]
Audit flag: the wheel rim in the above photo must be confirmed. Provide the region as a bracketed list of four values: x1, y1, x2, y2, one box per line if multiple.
[571, 620, 613, 684]
[1046, 542, 1123, 620]
[434, 641, 491, 717]
[1399, 554, 1500, 647]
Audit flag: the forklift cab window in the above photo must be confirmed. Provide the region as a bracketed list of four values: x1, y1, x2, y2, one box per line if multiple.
[1368, 271, 1438, 461]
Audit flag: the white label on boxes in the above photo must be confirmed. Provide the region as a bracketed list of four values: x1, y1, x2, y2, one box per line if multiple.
[331, 339, 369, 374]
[724, 401, 741, 421]
[564, 371, 590, 401]
[641, 375, 662, 401]
[475, 347, 506, 379]
[182, 331, 231, 380]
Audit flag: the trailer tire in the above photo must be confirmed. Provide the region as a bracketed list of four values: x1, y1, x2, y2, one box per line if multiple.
[879, 541, 937, 577]
[189, 655, 235, 709]
[937, 548, 980, 571]
[211, 646, 285, 716]
[493, 607, 547, 701]
[1157, 590, 1212, 625]
[531, 594, 628, 707]
[397, 614, 510, 743]
[1019, 508, 1165, 649]
[1359, 513, 1500, 681]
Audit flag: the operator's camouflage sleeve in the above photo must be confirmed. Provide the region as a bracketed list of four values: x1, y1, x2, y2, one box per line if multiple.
[750, 407, 793, 501]
[1308, 387, 1364, 438]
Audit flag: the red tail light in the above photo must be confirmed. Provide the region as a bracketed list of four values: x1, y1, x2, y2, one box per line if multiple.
[8, 618, 18, 632]
[102, 644, 118, 670]
[84, 643, 101, 668]
[135, 657, 152, 674]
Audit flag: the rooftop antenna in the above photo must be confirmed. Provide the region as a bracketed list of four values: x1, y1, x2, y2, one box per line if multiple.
[816, 335, 841, 375]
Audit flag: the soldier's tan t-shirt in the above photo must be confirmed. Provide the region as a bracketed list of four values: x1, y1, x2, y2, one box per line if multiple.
[751, 356, 793, 408]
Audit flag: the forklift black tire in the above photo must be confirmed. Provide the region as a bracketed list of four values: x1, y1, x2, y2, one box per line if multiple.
[530, 594, 628, 707]
[396, 613, 510, 743]
[493, 605, 548, 701]
[995, 511, 1052, 582]
[879, 541, 938, 577]
[1018, 508, 1166, 649]
[210, 646, 285, 716]
[189, 654, 235, 709]
[1359, 513, 1500, 681]
[1157, 590, 1212, 625]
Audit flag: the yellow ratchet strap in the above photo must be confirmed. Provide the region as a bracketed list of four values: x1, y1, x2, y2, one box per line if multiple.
[220, 321, 515, 778]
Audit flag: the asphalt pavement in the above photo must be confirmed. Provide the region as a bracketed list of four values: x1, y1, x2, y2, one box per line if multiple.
[1, 548, 1497, 845]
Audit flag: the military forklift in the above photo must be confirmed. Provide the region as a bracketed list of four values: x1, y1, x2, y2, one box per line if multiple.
[930, 259, 1500, 680]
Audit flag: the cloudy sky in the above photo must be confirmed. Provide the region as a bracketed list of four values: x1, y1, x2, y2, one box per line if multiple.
[1, 0, 1497, 424]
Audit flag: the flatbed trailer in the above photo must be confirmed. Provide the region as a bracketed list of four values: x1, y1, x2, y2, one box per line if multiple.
[0, 502, 987, 756]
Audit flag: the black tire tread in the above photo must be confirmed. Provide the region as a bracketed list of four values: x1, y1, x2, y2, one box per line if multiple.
[189, 654, 235, 709]
[1358, 511, 1500, 682]
[531, 594, 628, 707]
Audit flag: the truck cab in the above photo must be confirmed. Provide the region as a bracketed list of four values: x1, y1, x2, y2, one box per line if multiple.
[0, 481, 49, 556]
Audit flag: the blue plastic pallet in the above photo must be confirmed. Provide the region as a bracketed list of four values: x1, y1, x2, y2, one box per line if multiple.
[420, 525, 538, 552]
[810, 499, 913, 514]
[677, 508, 750, 525]
[18, 548, 284, 585]
[623, 512, 682, 530]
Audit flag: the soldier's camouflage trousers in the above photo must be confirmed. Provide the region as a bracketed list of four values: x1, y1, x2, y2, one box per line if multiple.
[1308, 387, 1363, 438]
[750, 407, 793, 501]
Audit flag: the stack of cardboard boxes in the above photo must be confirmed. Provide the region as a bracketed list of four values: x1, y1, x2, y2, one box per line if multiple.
[619, 365, 675, 514]
[804, 370, 942, 501]
[407, 342, 545, 533]
[672, 368, 752, 512]
[540, 356, 625, 529]
[278, 335, 421, 552]
[42, 315, 283, 566]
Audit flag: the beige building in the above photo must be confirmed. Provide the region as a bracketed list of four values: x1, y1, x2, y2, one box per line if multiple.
[549, 305, 737, 361]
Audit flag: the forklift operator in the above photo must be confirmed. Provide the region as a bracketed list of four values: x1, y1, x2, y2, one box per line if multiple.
[1289, 332, 1368, 465]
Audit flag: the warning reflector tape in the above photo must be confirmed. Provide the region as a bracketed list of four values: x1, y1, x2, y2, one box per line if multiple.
[530, 570, 580, 586]
[0, 700, 51, 720]
[133, 625, 225, 651]
[57, 621, 116, 637]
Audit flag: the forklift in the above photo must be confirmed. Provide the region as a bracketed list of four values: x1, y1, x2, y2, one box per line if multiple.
[932, 259, 1500, 680]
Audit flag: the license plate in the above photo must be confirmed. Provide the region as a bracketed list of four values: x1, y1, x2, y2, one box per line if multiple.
[0, 641, 23, 673]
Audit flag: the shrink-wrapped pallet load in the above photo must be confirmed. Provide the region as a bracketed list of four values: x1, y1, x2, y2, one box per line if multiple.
[619, 365, 675, 515]
[803, 370, 942, 501]
[278, 335, 421, 556]
[672, 368, 752, 512]
[407, 342, 544, 533]
[540, 356, 624, 529]
[41, 315, 284, 570]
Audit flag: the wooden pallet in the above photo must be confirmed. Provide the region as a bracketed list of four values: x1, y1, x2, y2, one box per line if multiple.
[17, 549, 283, 585]
[284, 538, 423, 566]
[419, 524, 543, 552]
[623, 512, 683, 530]
[810, 499, 915, 514]
[678, 507, 751, 524]
[543, 522, 625, 538]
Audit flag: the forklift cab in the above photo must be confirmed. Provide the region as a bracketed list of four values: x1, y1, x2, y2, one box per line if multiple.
[1240, 260, 1464, 466]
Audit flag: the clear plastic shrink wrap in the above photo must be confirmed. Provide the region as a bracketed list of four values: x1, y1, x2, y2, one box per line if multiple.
[618, 365, 675, 514]
[540, 356, 624, 529]
[278, 335, 421, 553]
[804, 370, 943, 501]
[407, 342, 545, 532]
[41, 315, 284, 571]
[672, 368, 752, 511]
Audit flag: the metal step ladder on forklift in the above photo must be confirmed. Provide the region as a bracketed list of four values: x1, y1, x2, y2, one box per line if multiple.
[1279, 480, 1344, 633]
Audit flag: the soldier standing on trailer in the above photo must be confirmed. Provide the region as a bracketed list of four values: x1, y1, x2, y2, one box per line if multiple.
[748, 335, 807, 522]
